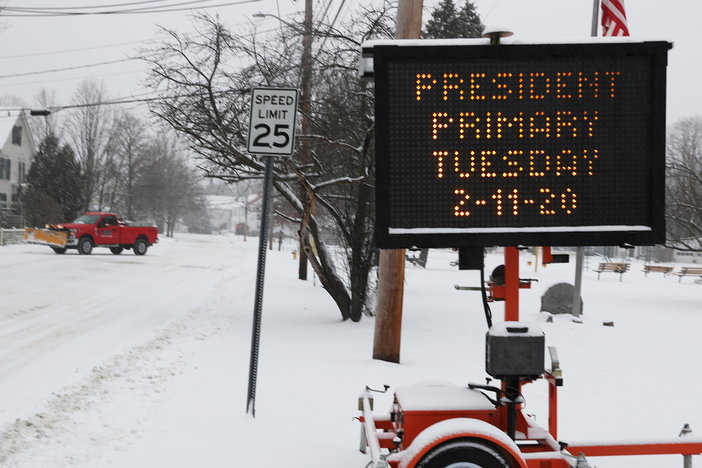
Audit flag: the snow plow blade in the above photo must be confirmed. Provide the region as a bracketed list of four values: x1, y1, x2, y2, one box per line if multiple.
[24, 228, 68, 248]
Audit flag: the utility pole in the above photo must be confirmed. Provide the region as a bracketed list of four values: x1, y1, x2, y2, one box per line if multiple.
[298, 0, 313, 280]
[372, 0, 423, 364]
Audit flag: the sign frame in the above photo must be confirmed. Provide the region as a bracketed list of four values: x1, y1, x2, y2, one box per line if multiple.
[247, 87, 299, 156]
[370, 40, 671, 248]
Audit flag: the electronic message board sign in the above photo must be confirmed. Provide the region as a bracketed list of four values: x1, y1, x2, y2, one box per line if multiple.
[367, 40, 671, 248]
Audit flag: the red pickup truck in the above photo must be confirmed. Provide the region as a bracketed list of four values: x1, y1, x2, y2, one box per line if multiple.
[26, 212, 159, 255]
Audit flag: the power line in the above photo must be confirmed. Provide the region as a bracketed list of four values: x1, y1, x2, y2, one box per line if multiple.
[0, 57, 143, 79]
[0, 22, 284, 84]
[42, 88, 239, 112]
[2, 0, 172, 11]
[313, 0, 348, 63]
[0, 13, 281, 61]
[2, 0, 213, 15]
[0, 38, 164, 60]
[0, 0, 262, 17]
[1, 69, 146, 89]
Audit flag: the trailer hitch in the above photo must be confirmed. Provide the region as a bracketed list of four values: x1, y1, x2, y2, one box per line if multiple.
[558, 442, 594, 468]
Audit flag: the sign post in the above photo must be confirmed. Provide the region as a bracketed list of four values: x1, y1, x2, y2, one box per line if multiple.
[246, 87, 298, 418]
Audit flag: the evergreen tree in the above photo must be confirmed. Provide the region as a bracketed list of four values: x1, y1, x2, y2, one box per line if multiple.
[26, 134, 86, 221]
[424, 0, 484, 39]
[21, 188, 64, 227]
[459, 1, 484, 38]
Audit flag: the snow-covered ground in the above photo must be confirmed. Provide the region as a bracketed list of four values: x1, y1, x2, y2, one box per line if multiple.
[0, 234, 701, 468]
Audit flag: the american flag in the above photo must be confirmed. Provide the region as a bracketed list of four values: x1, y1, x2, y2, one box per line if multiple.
[601, 0, 630, 36]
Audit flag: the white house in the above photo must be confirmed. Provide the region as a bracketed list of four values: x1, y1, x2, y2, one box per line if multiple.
[207, 194, 263, 234]
[0, 110, 37, 211]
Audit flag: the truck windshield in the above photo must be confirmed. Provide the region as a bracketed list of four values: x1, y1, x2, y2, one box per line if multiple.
[72, 214, 101, 224]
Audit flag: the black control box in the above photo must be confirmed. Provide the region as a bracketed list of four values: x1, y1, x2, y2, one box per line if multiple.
[486, 323, 545, 379]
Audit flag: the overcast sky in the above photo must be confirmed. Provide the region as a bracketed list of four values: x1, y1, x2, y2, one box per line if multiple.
[0, 0, 699, 125]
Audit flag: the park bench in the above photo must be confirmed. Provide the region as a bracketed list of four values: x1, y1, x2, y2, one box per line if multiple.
[676, 266, 702, 283]
[594, 262, 630, 281]
[642, 265, 675, 277]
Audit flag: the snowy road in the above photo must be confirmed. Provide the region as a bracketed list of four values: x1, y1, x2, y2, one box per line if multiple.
[0, 235, 260, 466]
[1, 235, 701, 467]
[0, 236, 249, 421]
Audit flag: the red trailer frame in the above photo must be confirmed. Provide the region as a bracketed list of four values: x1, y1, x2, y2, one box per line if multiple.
[359, 247, 702, 468]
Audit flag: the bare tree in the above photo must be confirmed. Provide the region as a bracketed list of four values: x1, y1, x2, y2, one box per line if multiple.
[68, 79, 114, 211]
[142, 5, 395, 321]
[134, 132, 206, 237]
[109, 110, 148, 219]
[30, 89, 63, 143]
[666, 116, 702, 251]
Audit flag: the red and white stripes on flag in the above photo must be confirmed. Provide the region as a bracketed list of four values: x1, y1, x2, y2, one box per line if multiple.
[601, 0, 630, 36]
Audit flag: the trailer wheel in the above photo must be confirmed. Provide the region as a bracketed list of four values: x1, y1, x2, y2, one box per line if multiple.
[110, 247, 124, 255]
[78, 237, 93, 255]
[52, 247, 67, 254]
[133, 238, 148, 256]
[416, 440, 511, 468]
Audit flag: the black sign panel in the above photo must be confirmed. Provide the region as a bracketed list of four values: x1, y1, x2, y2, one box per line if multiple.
[372, 41, 670, 248]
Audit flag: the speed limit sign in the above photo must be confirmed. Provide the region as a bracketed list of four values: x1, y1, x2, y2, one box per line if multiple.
[247, 88, 298, 156]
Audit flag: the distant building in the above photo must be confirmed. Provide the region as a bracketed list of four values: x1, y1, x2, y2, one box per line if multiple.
[0, 110, 37, 226]
[634, 244, 701, 264]
[671, 246, 702, 264]
[207, 194, 261, 234]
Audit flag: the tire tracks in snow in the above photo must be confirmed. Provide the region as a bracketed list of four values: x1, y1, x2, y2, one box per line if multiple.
[0, 304, 238, 467]
[0, 235, 255, 466]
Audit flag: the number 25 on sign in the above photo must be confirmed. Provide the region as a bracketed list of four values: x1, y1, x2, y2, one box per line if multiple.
[247, 88, 299, 157]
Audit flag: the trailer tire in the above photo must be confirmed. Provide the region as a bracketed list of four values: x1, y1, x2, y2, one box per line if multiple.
[416, 440, 511, 468]
[110, 247, 124, 255]
[52, 247, 67, 254]
[78, 237, 93, 255]
[133, 238, 148, 256]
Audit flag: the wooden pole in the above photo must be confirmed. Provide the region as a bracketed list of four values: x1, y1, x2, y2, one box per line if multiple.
[298, 0, 313, 280]
[372, 0, 423, 364]
[373, 250, 406, 362]
[395, 0, 424, 41]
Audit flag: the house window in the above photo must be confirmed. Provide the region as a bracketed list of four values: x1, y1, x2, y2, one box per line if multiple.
[0, 193, 6, 209]
[12, 125, 22, 146]
[0, 158, 10, 180]
[18, 161, 26, 184]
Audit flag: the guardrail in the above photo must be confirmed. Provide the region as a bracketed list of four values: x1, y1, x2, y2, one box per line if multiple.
[0, 228, 25, 246]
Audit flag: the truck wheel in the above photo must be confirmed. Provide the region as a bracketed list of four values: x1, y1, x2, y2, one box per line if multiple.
[52, 247, 67, 254]
[416, 440, 511, 468]
[110, 247, 124, 255]
[133, 238, 148, 256]
[78, 237, 93, 255]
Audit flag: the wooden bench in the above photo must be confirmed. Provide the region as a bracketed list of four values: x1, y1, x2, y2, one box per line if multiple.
[676, 266, 702, 283]
[642, 265, 674, 277]
[594, 262, 630, 281]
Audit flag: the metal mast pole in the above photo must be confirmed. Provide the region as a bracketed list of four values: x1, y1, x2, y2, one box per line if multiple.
[572, 0, 600, 318]
[246, 157, 274, 417]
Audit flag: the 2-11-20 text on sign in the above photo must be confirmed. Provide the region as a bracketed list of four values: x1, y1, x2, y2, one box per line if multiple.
[370, 41, 671, 248]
